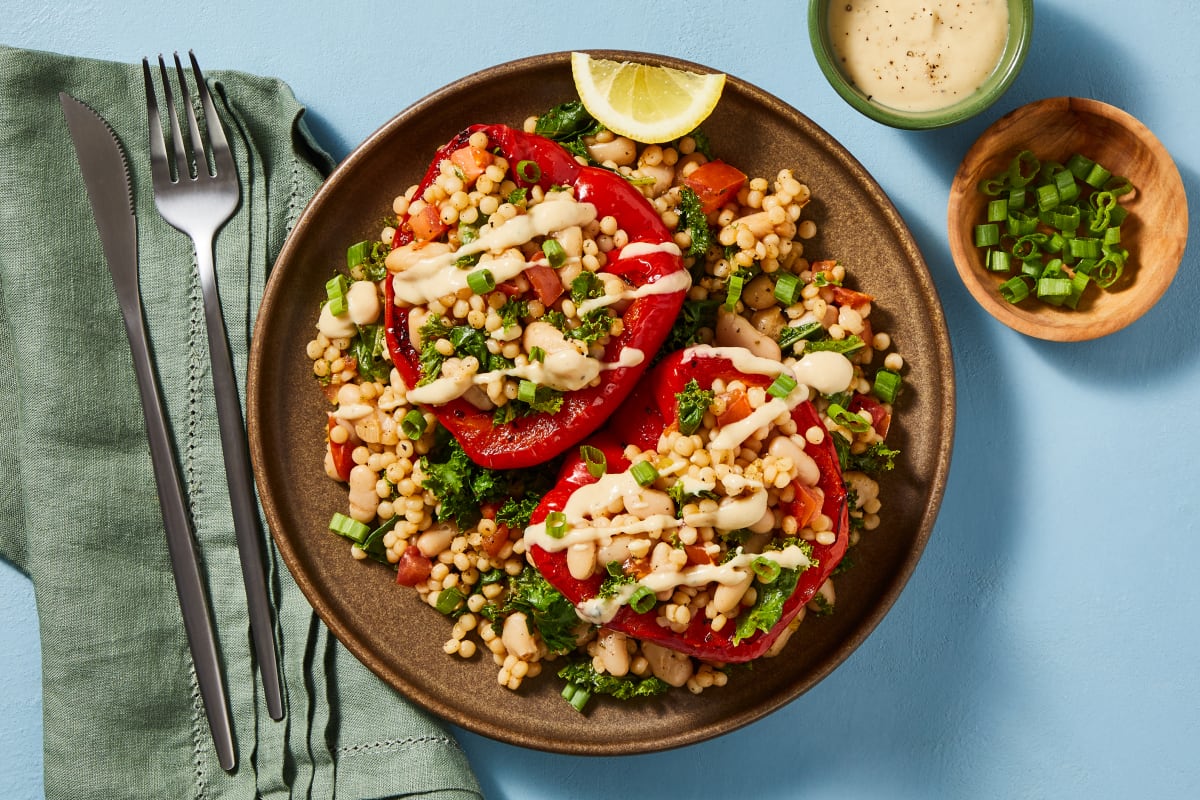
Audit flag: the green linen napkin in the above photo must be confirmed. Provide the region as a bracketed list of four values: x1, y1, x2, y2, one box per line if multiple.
[0, 45, 481, 800]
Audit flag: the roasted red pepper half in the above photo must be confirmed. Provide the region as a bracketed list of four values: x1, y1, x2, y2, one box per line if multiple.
[527, 349, 850, 662]
[383, 124, 687, 469]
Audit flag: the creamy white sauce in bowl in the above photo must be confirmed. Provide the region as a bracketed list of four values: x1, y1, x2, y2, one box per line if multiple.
[829, 0, 1009, 112]
[809, 0, 1033, 128]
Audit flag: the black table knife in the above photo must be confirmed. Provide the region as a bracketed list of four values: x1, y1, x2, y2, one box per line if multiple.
[60, 92, 237, 772]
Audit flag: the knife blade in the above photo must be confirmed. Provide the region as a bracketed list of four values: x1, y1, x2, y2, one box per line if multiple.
[60, 92, 237, 772]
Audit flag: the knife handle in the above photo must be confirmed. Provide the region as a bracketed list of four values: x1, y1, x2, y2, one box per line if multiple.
[194, 234, 286, 722]
[118, 292, 238, 771]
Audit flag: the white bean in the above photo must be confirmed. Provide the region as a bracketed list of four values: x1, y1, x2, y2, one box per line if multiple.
[597, 630, 630, 677]
[501, 612, 539, 660]
[637, 163, 675, 198]
[347, 280, 381, 325]
[567, 542, 597, 581]
[585, 135, 637, 167]
[642, 641, 694, 687]
[742, 274, 777, 310]
[711, 572, 754, 616]
[768, 435, 821, 486]
[416, 523, 456, 558]
[714, 308, 781, 361]
[347, 464, 379, 522]
[625, 489, 673, 520]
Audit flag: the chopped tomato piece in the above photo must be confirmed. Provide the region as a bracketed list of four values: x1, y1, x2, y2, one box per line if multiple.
[395, 546, 433, 587]
[684, 545, 714, 566]
[787, 483, 823, 530]
[479, 521, 512, 558]
[326, 414, 355, 482]
[683, 160, 747, 213]
[408, 203, 447, 243]
[715, 389, 752, 427]
[525, 263, 565, 306]
[850, 393, 892, 438]
[833, 286, 874, 308]
[449, 145, 493, 186]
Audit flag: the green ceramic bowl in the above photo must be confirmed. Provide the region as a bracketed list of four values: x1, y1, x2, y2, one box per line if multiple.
[808, 0, 1034, 129]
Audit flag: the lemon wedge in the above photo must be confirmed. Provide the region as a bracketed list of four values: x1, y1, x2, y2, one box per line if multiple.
[570, 52, 726, 144]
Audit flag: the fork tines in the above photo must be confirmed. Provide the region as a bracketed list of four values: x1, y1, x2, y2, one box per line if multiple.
[142, 51, 235, 187]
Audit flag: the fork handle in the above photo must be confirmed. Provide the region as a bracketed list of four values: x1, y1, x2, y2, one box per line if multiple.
[195, 234, 286, 722]
[117, 283, 238, 770]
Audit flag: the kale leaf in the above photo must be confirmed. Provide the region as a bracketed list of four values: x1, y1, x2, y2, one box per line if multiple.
[504, 566, 579, 654]
[675, 377, 715, 436]
[418, 428, 529, 528]
[732, 567, 800, 645]
[557, 660, 670, 702]
[847, 441, 900, 475]
[677, 186, 712, 258]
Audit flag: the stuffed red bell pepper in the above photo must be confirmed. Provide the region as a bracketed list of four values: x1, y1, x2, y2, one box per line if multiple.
[383, 124, 689, 469]
[523, 345, 852, 663]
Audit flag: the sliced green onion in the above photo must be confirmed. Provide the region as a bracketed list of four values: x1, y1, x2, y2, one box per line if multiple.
[434, 586, 466, 615]
[828, 403, 871, 434]
[1066, 153, 1095, 181]
[542, 238, 566, 267]
[751, 556, 782, 584]
[329, 511, 370, 544]
[529, 345, 546, 363]
[1094, 252, 1125, 288]
[629, 585, 656, 614]
[872, 369, 902, 404]
[1084, 161, 1112, 189]
[999, 275, 1032, 304]
[1068, 237, 1102, 260]
[987, 249, 1012, 273]
[1065, 271, 1091, 310]
[974, 222, 1000, 248]
[325, 274, 349, 316]
[544, 510, 568, 539]
[1053, 168, 1080, 203]
[1010, 150, 1041, 187]
[774, 272, 802, 305]
[724, 272, 745, 310]
[517, 379, 538, 405]
[466, 268, 495, 294]
[1007, 187, 1028, 211]
[1035, 183, 1060, 212]
[401, 409, 427, 440]
[986, 198, 1008, 223]
[579, 445, 607, 479]
[346, 240, 371, 269]
[1006, 210, 1038, 236]
[1037, 276, 1072, 299]
[767, 373, 798, 399]
[516, 159, 542, 183]
[630, 461, 659, 487]
[562, 682, 591, 712]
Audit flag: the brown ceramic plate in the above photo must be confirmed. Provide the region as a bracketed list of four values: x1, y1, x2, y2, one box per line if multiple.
[248, 51, 954, 755]
[947, 97, 1188, 341]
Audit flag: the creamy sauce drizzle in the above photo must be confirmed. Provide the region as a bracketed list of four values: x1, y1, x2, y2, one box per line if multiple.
[404, 346, 644, 406]
[577, 261, 690, 316]
[388, 201, 599, 305]
[829, 0, 1009, 112]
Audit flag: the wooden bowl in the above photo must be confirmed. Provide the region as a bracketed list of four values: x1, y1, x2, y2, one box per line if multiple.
[947, 97, 1188, 340]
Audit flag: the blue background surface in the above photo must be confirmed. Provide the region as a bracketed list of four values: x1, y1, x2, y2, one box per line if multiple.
[3, 1, 1198, 797]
